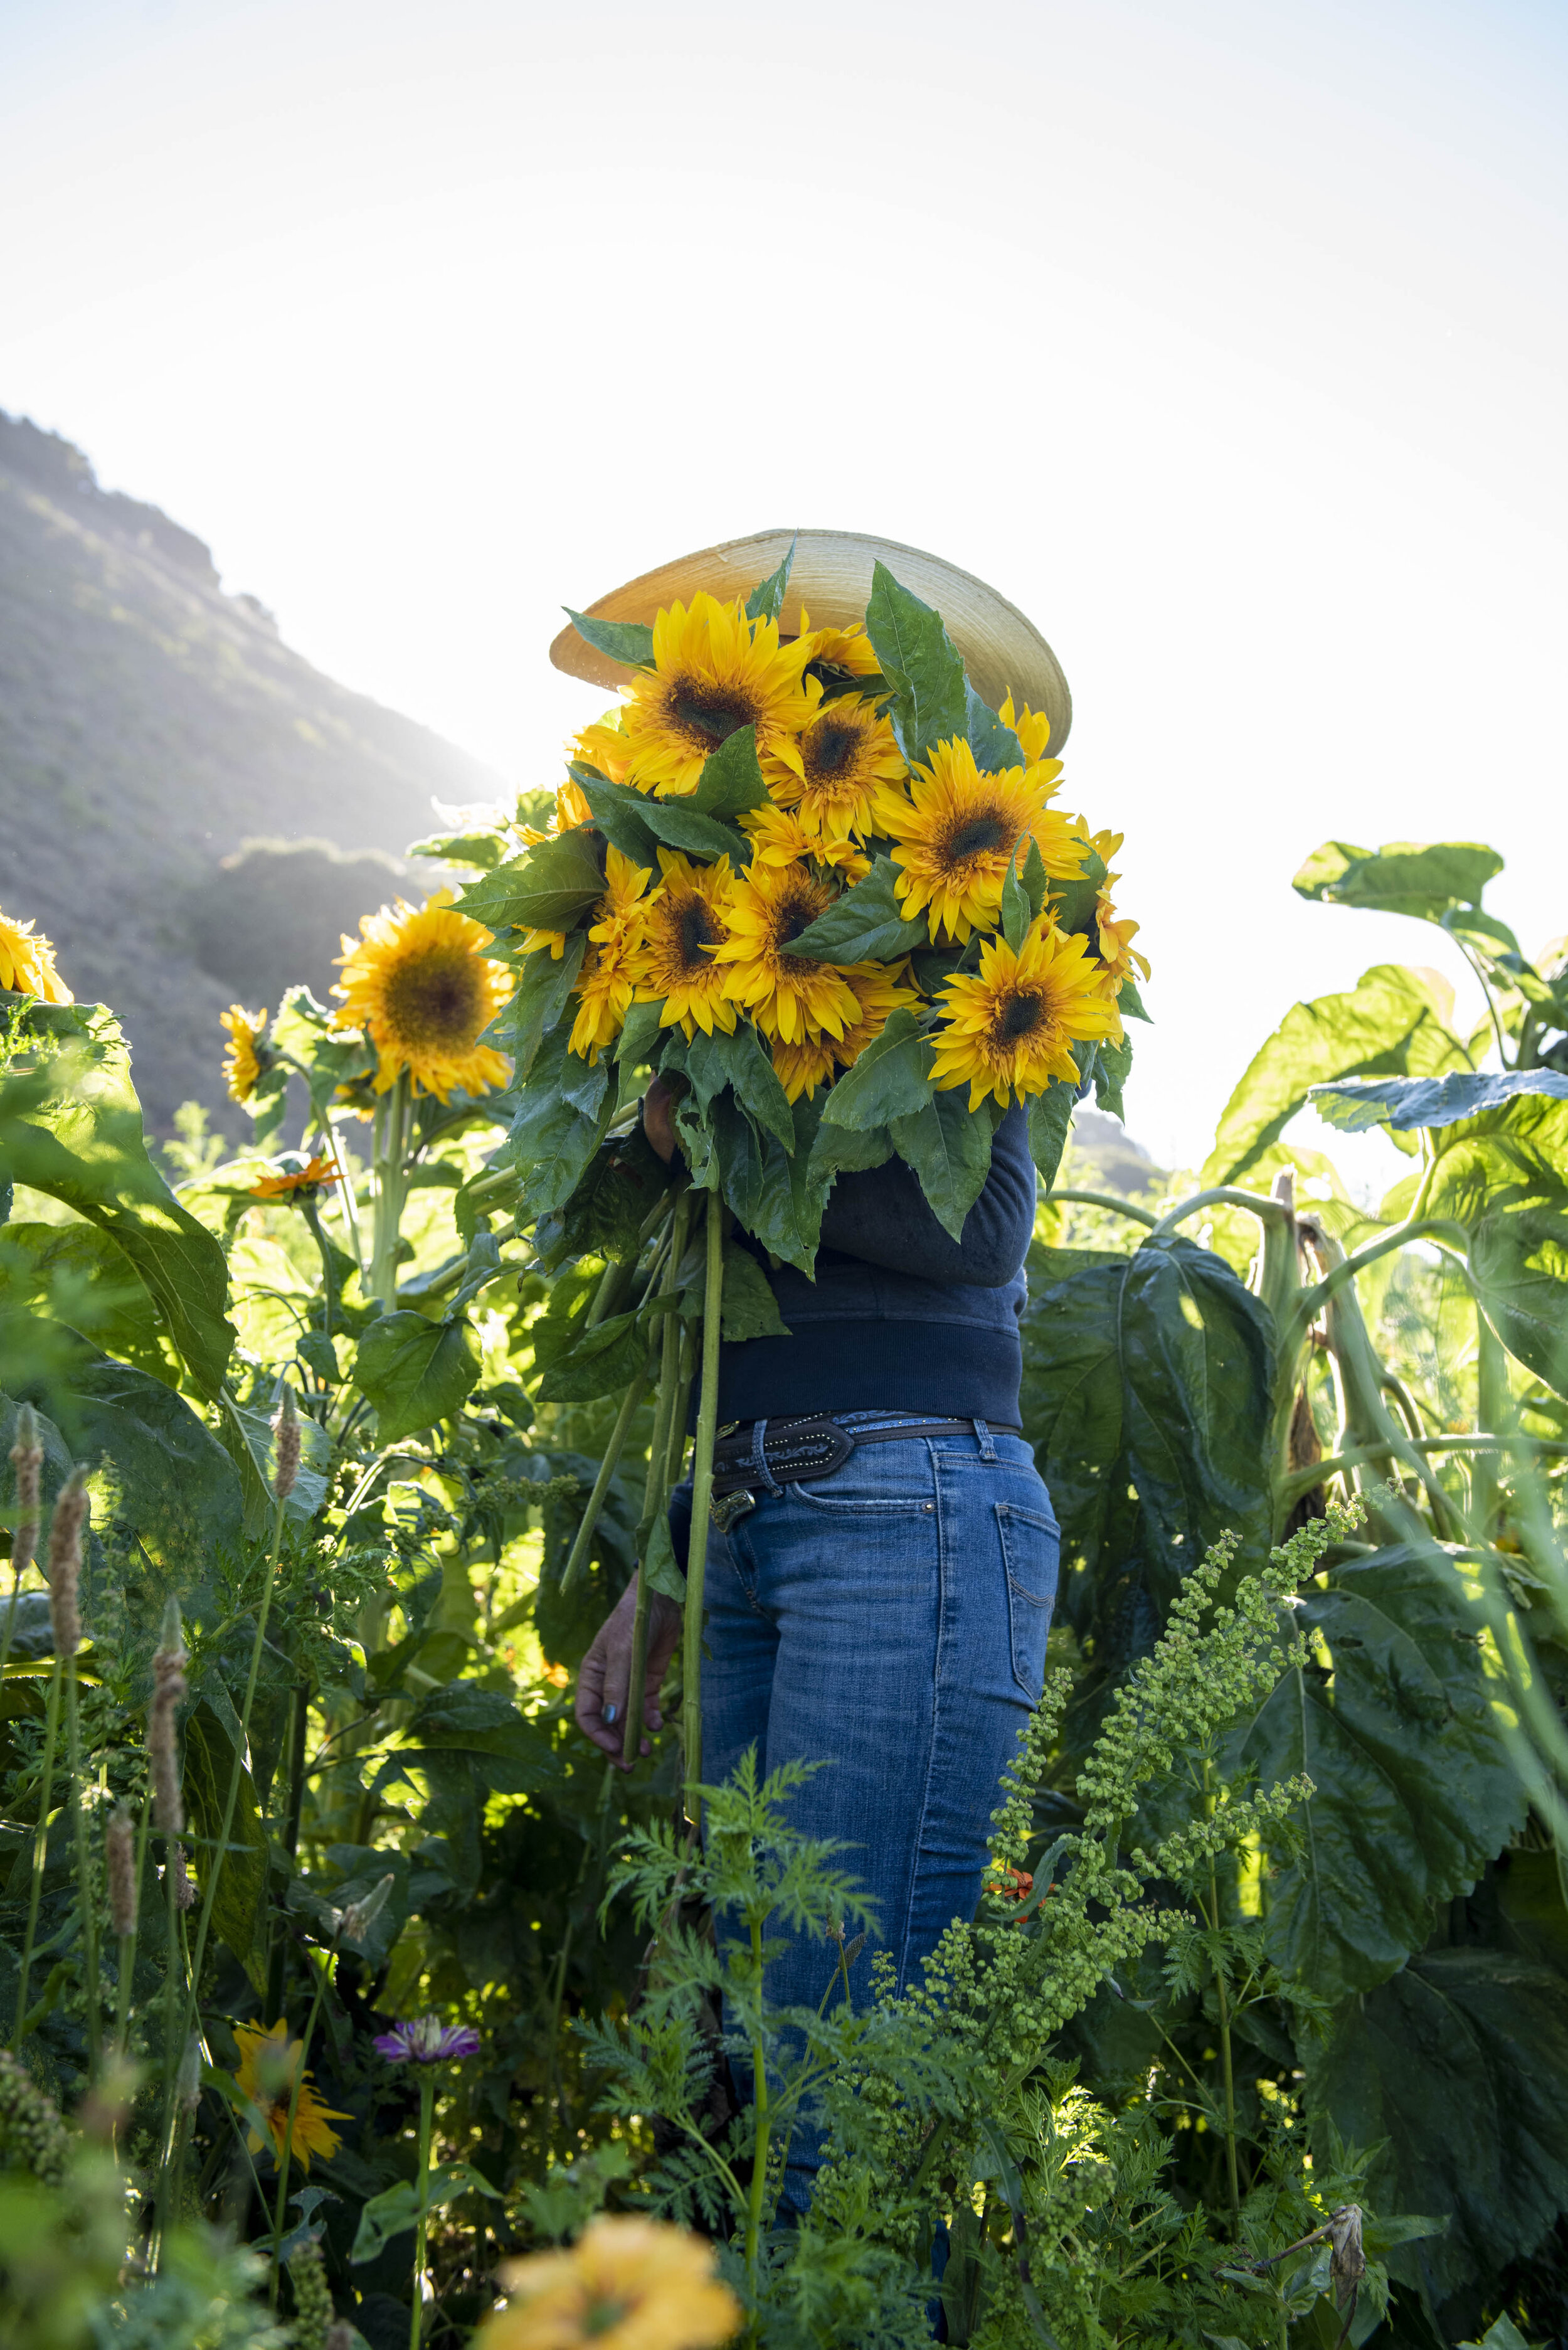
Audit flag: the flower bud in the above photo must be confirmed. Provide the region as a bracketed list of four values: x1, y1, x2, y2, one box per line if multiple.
[149, 1620, 188, 1840]
[45, 1467, 88, 1659]
[272, 1383, 300, 1502]
[338, 1871, 396, 1947]
[105, 1804, 137, 1937]
[8, 1403, 43, 1585]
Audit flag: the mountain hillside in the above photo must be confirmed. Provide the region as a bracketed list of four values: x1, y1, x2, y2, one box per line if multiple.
[0, 410, 506, 1131]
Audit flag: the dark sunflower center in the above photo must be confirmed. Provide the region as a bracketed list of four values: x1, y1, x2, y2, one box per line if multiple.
[772, 885, 822, 960]
[670, 680, 758, 745]
[943, 812, 1012, 863]
[382, 950, 483, 1048]
[803, 716, 861, 782]
[677, 898, 719, 969]
[993, 987, 1045, 1044]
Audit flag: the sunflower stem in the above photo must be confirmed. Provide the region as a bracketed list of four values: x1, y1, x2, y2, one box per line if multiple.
[369, 1069, 414, 1308]
[681, 1190, 725, 1817]
[558, 1371, 649, 1598]
[624, 1192, 691, 1767]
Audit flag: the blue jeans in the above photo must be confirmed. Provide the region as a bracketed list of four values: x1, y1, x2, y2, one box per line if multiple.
[687, 1415, 1060, 2213]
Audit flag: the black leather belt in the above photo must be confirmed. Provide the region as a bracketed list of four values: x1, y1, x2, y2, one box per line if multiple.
[707, 1415, 1021, 1523]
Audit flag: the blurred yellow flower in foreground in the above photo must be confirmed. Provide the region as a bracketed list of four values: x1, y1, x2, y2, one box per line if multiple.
[334, 893, 511, 1102]
[485, 2214, 740, 2350]
[233, 2020, 349, 2172]
[0, 907, 72, 1004]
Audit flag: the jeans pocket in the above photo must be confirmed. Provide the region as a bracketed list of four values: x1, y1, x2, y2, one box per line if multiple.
[996, 1502, 1059, 1701]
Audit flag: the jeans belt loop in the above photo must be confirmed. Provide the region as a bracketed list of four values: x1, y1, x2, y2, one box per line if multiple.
[973, 1417, 997, 1462]
[750, 1416, 783, 1497]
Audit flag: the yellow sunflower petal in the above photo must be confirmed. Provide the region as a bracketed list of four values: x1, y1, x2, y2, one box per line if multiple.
[929, 917, 1121, 1110]
[629, 851, 738, 1041]
[614, 593, 817, 800]
[332, 893, 512, 1103]
[875, 738, 1088, 945]
[0, 907, 73, 1005]
[709, 861, 861, 1046]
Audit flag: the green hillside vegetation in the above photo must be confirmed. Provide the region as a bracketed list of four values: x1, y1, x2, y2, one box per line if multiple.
[0, 410, 505, 1131]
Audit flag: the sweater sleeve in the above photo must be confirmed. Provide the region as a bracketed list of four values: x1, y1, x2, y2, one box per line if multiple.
[813, 1102, 1036, 1288]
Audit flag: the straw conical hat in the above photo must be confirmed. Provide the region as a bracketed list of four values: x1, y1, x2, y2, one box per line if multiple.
[549, 528, 1072, 752]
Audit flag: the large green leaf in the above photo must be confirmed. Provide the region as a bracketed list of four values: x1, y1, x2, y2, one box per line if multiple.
[889, 1092, 995, 1243]
[534, 1305, 646, 1404]
[574, 769, 739, 863]
[499, 1032, 618, 1221]
[682, 1023, 795, 1151]
[0, 1006, 235, 1398]
[819, 1010, 932, 1130]
[787, 857, 930, 966]
[1310, 1068, 1568, 1133]
[721, 1241, 791, 1340]
[1293, 838, 1504, 920]
[1017, 1237, 1274, 1685]
[0, 1219, 176, 1382]
[1234, 1543, 1527, 1999]
[1202, 965, 1471, 1188]
[352, 1311, 481, 1442]
[690, 725, 770, 819]
[964, 684, 1025, 776]
[743, 538, 796, 624]
[491, 933, 586, 1082]
[1422, 1092, 1568, 1395]
[864, 562, 968, 773]
[714, 1095, 827, 1273]
[217, 1392, 332, 1532]
[455, 830, 605, 935]
[561, 609, 654, 668]
[1027, 1081, 1078, 1188]
[3, 1321, 243, 1583]
[1308, 1948, 1568, 2307]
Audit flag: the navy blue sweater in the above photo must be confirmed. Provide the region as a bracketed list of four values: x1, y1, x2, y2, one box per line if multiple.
[719, 1103, 1036, 1425]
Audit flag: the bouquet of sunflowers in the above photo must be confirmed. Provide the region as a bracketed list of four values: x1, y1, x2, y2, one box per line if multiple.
[462, 543, 1147, 1276]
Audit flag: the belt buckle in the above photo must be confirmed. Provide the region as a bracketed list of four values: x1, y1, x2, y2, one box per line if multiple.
[711, 1488, 756, 1533]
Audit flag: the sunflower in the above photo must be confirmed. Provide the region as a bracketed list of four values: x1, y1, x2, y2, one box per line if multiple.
[334, 893, 512, 1101]
[739, 802, 871, 881]
[573, 711, 632, 785]
[0, 908, 72, 1004]
[249, 1154, 341, 1201]
[487, 2214, 741, 2350]
[712, 861, 863, 1046]
[998, 693, 1058, 768]
[930, 918, 1123, 1110]
[796, 605, 882, 680]
[768, 691, 906, 852]
[833, 962, 921, 1070]
[769, 1031, 837, 1104]
[630, 851, 738, 1039]
[221, 1005, 269, 1103]
[520, 775, 594, 848]
[874, 738, 1089, 944]
[616, 593, 816, 799]
[233, 2020, 350, 2172]
[1083, 827, 1151, 999]
[568, 851, 651, 1063]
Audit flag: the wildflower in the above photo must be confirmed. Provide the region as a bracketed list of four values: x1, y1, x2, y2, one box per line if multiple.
[105, 1805, 137, 1937]
[233, 2020, 349, 2171]
[248, 1154, 342, 1202]
[220, 1004, 270, 1102]
[45, 1467, 88, 1658]
[333, 893, 512, 1101]
[568, 848, 652, 1063]
[929, 917, 1122, 1110]
[487, 2214, 741, 2350]
[615, 592, 815, 800]
[373, 2015, 482, 2063]
[7, 1404, 43, 1583]
[0, 907, 72, 1004]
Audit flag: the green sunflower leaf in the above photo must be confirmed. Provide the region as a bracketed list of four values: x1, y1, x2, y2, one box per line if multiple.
[965, 683, 1026, 776]
[820, 1009, 932, 1130]
[692, 724, 770, 819]
[576, 768, 739, 863]
[1293, 837, 1504, 922]
[455, 829, 605, 936]
[808, 1118, 894, 1180]
[720, 1240, 791, 1341]
[491, 933, 586, 1082]
[1027, 1079, 1078, 1189]
[1019, 837, 1049, 923]
[1000, 856, 1030, 951]
[1118, 974, 1152, 1024]
[563, 609, 655, 669]
[570, 770, 664, 867]
[864, 562, 968, 773]
[1094, 1031, 1134, 1120]
[889, 1090, 995, 1243]
[720, 1022, 796, 1152]
[351, 1311, 481, 1443]
[787, 856, 929, 965]
[743, 538, 797, 625]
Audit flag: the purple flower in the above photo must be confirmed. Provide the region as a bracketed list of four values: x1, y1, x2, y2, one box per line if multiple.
[373, 2016, 482, 2065]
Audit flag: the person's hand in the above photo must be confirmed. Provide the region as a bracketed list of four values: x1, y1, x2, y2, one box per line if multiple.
[643, 1076, 678, 1166]
[575, 1576, 684, 1767]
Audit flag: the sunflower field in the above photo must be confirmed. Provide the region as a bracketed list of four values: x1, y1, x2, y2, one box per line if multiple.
[0, 556, 1565, 2350]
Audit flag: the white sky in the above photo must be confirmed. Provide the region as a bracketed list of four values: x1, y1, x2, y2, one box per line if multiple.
[3, 0, 1565, 1172]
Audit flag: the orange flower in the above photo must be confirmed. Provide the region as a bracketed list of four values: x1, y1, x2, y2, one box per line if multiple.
[249, 1155, 341, 1201]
